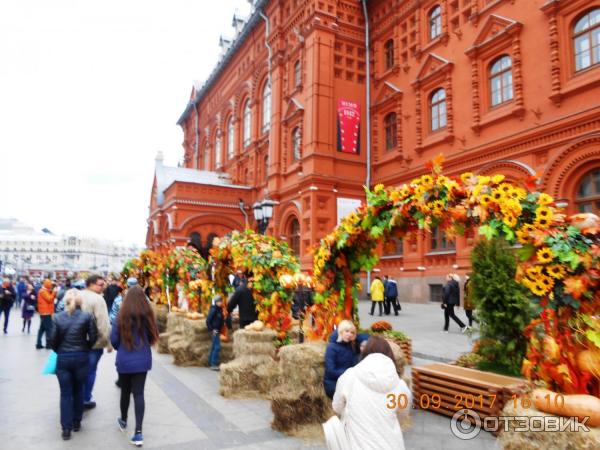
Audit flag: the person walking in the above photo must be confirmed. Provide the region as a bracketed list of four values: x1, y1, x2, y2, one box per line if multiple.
[227, 277, 258, 328]
[21, 283, 36, 333]
[442, 274, 467, 333]
[112, 286, 159, 448]
[104, 276, 122, 312]
[329, 336, 412, 450]
[47, 289, 98, 440]
[16, 277, 27, 310]
[110, 278, 137, 325]
[384, 275, 400, 316]
[0, 279, 16, 334]
[36, 279, 57, 348]
[463, 275, 478, 327]
[80, 275, 111, 409]
[206, 295, 225, 370]
[369, 276, 385, 316]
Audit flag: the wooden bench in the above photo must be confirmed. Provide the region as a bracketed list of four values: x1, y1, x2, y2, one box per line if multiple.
[411, 363, 529, 431]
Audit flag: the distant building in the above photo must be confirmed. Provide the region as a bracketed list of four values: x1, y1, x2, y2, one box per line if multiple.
[148, 0, 600, 302]
[0, 218, 140, 277]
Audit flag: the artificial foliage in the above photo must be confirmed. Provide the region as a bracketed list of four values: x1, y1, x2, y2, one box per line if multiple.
[311, 154, 599, 396]
[470, 238, 533, 376]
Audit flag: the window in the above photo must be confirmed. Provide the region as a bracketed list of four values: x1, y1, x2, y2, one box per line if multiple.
[294, 60, 301, 87]
[576, 169, 600, 214]
[227, 118, 235, 159]
[243, 100, 252, 147]
[430, 226, 455, 251]
[489, 55, 513, 107]
[573, 9, 600, 72]
[203, 146, 209, 170]
[215, 134, 222, 168]
[292, 127, 302, 161]
[429, 5, 442, 40]
[384, 39, 394, 70]
[264, 155, 269, 181]
[383, 237, 403, 256]
[289, 218, 301, 256]
[429, 88, 446, 131]
[384, 112, 397, 151]
[430, 284, 443, 302]
[262, 83, 271, 132]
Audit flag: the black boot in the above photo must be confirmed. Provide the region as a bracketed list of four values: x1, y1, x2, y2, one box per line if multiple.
[62, 429, 72, 440]
[73, 421, 81, 432]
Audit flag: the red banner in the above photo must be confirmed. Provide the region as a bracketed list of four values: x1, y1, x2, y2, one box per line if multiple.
[337, 99, 360, 154]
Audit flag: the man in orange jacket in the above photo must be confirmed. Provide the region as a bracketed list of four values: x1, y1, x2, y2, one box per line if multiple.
[36, 279, 57, 349]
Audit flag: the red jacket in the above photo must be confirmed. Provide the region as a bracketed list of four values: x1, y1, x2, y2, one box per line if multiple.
[37, 288, 56, 316]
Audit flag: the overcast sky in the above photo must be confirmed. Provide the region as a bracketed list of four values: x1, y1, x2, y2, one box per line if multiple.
[0, 0, 251, 245]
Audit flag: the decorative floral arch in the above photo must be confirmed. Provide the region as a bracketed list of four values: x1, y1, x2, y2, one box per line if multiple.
[310, 155, 599, 396]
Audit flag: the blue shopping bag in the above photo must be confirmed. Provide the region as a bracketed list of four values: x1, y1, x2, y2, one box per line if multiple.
[42, 351, 57, 375]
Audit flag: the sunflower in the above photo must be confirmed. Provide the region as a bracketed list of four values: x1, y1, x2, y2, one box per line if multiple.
[480, 194, 493, 207]
[390, 190, 401, 202]
[530, 283, 548, 296]
[421, 175, 433, 185]
[509, 188, 527, 201]
[537, 247, 554, 264]
[460, 172, 474, 183]
[535, 216, 551, 229]
[503, 215, 518, 228]
[498, 183, 513, 194]
[477, 176, 491, 186]
[538, 274, 555, 290]
[492, 174, 505, 184]
[538, 193, 554, 206]
[526, 266, 543, 278]
[536, 206, 553, 220]
[522, 223, 535, 234]
[491, 189, 504, 202]
[546, 264, 566, 279]
[517, 230, 533, 245]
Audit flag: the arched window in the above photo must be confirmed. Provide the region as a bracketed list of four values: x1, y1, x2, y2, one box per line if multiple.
[264, 155, 269, 181]
[430, 88, 446, 131]
[576, 168, 600, 214]
[243, 100, 252, 147]
[384, 39, 395, 70]
[294, 61, 301, 87]
[292, 127, 302, 161]
[490, 55, 513, 107]
[227, 117, 235, 159]
[573, 9, 600, 71]
[214, 133, 222, 168]
[289, 218, 301, 256]
[429, 5, 442, 40]
[203, 146, 209, 170]
[262, 83, 271, 132]
[384, 112, 397, 151]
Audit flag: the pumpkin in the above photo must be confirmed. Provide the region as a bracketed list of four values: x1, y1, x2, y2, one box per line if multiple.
[532, 389, 600, 428]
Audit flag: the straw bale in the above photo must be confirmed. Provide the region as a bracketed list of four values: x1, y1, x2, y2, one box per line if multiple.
[152, 304, 169, 333]
[385, 339, 406, 377]
[232, 328, 277, 359]
[498, 403, 600, 450]
[277, 342, 327, 389]
[271, 386, 333, 433]
[157, 332, 170, 354]
[219, 355, 279, 398]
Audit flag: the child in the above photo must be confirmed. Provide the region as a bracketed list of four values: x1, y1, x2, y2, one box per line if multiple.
[206, 295, 225, 371]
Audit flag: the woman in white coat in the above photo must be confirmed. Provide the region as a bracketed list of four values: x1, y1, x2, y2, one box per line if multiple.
[329, 336, 411, 450]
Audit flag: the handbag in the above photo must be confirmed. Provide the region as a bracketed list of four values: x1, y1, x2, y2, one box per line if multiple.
[42, 351, 58, 375]
[323, 416, 350, 450]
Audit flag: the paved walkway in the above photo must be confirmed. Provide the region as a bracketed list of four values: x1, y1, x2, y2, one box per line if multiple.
[0, 302, 499, 449]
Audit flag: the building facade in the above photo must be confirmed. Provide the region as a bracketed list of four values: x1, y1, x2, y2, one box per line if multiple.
[148, 0, 600, 302]
[0, 218, 140, 277]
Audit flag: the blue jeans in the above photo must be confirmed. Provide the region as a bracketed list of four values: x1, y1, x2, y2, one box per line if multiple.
[84, 349, 103, 402]
[56, 352, 89, 430]
[36, 315, 53, 346]
[208, 333, 221, 367]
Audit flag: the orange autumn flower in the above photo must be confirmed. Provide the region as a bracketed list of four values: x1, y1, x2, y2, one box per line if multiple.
[563, 276, 588, 300]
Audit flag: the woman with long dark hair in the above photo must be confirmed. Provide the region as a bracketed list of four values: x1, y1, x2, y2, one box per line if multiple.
[110, 286, 158, 447]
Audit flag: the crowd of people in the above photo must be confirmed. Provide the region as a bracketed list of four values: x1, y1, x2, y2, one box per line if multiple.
[1, 274, 157, 446]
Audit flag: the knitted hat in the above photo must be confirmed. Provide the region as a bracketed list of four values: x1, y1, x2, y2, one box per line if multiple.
[126, 277, 138, 287]
[43, 279, 53, 289]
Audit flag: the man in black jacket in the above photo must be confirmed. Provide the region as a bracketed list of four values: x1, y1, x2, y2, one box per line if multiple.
[0, 279, 16, 334]
[227, 278, 258, 328]
[442, 274, 467, 333]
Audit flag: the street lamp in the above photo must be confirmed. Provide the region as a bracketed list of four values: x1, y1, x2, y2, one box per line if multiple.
[253, 198, 276, 234]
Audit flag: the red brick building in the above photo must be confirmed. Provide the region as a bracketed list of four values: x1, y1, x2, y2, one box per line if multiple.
[147, 0, 600, 302]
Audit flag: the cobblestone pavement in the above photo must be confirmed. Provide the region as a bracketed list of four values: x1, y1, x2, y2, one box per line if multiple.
[0, 302, 499, 449]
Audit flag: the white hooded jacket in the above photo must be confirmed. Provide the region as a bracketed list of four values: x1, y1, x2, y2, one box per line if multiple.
[331, 353, 411, 450]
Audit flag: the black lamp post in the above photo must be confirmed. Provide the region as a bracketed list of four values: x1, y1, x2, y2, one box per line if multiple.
[253, 199, 275, 234]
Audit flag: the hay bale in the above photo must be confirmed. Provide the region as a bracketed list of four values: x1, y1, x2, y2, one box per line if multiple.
[278, 342, 327, 391]
[498, 403, 600, 450]
[153, 304, 169, 333]
[157, 332, 170, 354]
[219, 355, 280, 398]
[271, 386, 333, 433]
[232, 328, 277, 359]
[165, 315, 213, 366]
[385, 339, 406, 377]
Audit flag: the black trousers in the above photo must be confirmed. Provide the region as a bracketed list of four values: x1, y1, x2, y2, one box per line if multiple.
[370, 301, 383, 316]
[0, 304, 11, 332]
[465, 309, 478, 327]
[444, 305, 466, 331]
[384, 297, 400, 315]
[119, 372, 147, 433]
[37, 315, 53, 346]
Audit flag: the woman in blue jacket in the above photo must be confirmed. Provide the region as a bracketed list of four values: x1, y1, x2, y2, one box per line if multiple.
[111, 286, 159, 447]
[324, 320, 365, 398]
